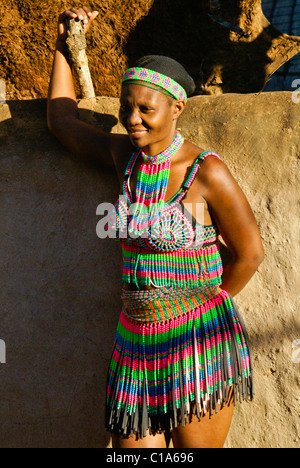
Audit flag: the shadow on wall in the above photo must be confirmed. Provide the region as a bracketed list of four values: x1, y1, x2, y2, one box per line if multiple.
[0, 99, 121, 448]
[125, 0, 284, 94]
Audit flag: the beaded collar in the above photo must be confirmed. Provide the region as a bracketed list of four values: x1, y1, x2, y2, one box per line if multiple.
[139, 130, 184, 165]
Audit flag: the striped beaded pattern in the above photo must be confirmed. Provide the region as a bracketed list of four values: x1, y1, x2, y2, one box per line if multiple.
[121, 284, 222, 323]
[140, 131, 184, 165]
[128, 131, 183, 241]
[135, 131, 183, 205]
[106, 145, 222, 288]
[105, 287, 253, 437]
[121, 241, 223, 288]
[105, 142, 254, 438]
[122, 67, 188, 102]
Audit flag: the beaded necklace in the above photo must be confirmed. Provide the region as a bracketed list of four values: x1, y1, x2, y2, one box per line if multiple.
[129, 131, 184, 236]
[139, 130, 184, 165]
[135, 130, 184, 205]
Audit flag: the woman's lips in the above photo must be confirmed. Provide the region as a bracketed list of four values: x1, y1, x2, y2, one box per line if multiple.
[128, 129, 148, 138]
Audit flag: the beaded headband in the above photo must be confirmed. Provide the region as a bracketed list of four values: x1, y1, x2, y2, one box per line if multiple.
[121, 67, 188, 102]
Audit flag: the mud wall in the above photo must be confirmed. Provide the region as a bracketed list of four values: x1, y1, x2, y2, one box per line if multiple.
[0, 92, 299, 448]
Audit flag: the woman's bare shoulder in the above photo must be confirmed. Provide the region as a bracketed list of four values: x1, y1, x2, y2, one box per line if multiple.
[181, 139, 207, 165]
[189, 146, 237, 199]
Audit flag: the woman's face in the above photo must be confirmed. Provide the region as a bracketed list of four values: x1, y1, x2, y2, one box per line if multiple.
[119, 84, 181, 154]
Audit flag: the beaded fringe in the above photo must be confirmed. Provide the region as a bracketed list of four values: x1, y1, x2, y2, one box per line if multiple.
[105, 289, 253, 438]
[121, 242, 223, 288]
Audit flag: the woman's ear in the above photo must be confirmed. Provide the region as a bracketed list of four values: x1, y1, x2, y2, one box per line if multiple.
[173, 100, 186, 120]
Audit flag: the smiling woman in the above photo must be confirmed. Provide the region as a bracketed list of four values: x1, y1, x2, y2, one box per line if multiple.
[119, 84, 182, 156]
[47, 5, 264, 449]
[118, 55, 194, 155]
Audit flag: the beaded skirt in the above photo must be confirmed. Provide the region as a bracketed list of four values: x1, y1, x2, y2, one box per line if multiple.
[105, 285, 253, 438]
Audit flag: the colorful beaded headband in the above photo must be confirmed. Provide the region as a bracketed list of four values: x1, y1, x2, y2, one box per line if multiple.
[121, 67, 188, 102]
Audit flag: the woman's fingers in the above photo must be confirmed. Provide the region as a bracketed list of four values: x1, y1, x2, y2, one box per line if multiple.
[59, 10, 77, 22]
[70, 6, 88, 23]
[58, 6, 99, 39]
[87, 10, 99, 21]
[69, 6, 98, 24]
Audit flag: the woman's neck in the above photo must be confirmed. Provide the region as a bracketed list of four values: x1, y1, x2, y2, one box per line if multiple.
[141, 128, 178, 157]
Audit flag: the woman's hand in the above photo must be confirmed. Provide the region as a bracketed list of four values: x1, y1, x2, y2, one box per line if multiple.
[57, 6, 99, 42]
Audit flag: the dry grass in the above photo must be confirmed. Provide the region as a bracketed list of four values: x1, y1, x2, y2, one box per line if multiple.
[1, 0, 299, 99]
[0, 0, 153, 99]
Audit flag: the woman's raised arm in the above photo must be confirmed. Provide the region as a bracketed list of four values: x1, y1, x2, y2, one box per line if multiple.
[47, 6, 126, 169]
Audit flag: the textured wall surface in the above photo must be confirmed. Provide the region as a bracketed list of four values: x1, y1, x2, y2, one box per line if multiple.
[0, 92, 299, 448]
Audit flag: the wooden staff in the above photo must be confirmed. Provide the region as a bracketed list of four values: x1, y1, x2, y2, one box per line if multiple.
[0, 79, 6, 103]
[66, 18, 95, 99]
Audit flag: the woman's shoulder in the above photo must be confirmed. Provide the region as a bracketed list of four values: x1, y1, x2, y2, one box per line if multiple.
[183, 139, 224, 169]
[196, 149, 235, 197]
[180, 139, 230, 188]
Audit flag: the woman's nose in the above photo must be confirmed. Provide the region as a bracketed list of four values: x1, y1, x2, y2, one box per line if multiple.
[127, 109, 143, 126]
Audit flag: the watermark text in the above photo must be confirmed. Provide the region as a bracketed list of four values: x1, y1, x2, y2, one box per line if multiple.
[96, 198, 206, 249]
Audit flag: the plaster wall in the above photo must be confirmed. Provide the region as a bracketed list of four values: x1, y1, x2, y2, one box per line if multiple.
[0, 92, 299, 447]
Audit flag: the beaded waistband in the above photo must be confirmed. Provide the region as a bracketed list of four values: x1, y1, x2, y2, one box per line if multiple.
[121, 285, 224, 324]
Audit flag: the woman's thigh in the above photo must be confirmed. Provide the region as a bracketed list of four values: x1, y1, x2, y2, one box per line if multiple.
[112, 431, 168, 449]
[171, 392, 235, 449]
[111, 389, 235, 449]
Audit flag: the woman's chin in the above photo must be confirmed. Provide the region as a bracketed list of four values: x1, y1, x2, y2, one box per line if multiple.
[128, 130, 149, 145]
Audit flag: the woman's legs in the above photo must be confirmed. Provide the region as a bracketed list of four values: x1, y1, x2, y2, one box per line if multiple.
[112, 431, 168, 449]
[111, 388, 234, 449]
[171, 390, 235, 448]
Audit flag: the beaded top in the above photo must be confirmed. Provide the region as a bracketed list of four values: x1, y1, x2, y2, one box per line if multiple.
[107, 139, 223, 288]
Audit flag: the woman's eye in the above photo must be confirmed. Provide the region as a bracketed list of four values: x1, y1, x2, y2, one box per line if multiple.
[140, 107, 153, 113]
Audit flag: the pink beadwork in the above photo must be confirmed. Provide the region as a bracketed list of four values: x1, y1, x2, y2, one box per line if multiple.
[122, 67, 188, 102]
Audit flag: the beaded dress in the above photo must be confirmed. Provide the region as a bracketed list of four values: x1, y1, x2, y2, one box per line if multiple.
[105, 132, 253, 438]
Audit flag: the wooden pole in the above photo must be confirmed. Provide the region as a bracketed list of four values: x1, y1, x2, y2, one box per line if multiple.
[66, 18, 95, 99]
[0, 79, 6, 103]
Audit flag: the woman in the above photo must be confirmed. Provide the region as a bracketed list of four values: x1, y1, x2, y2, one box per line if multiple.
[48, 6, 264, 449]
